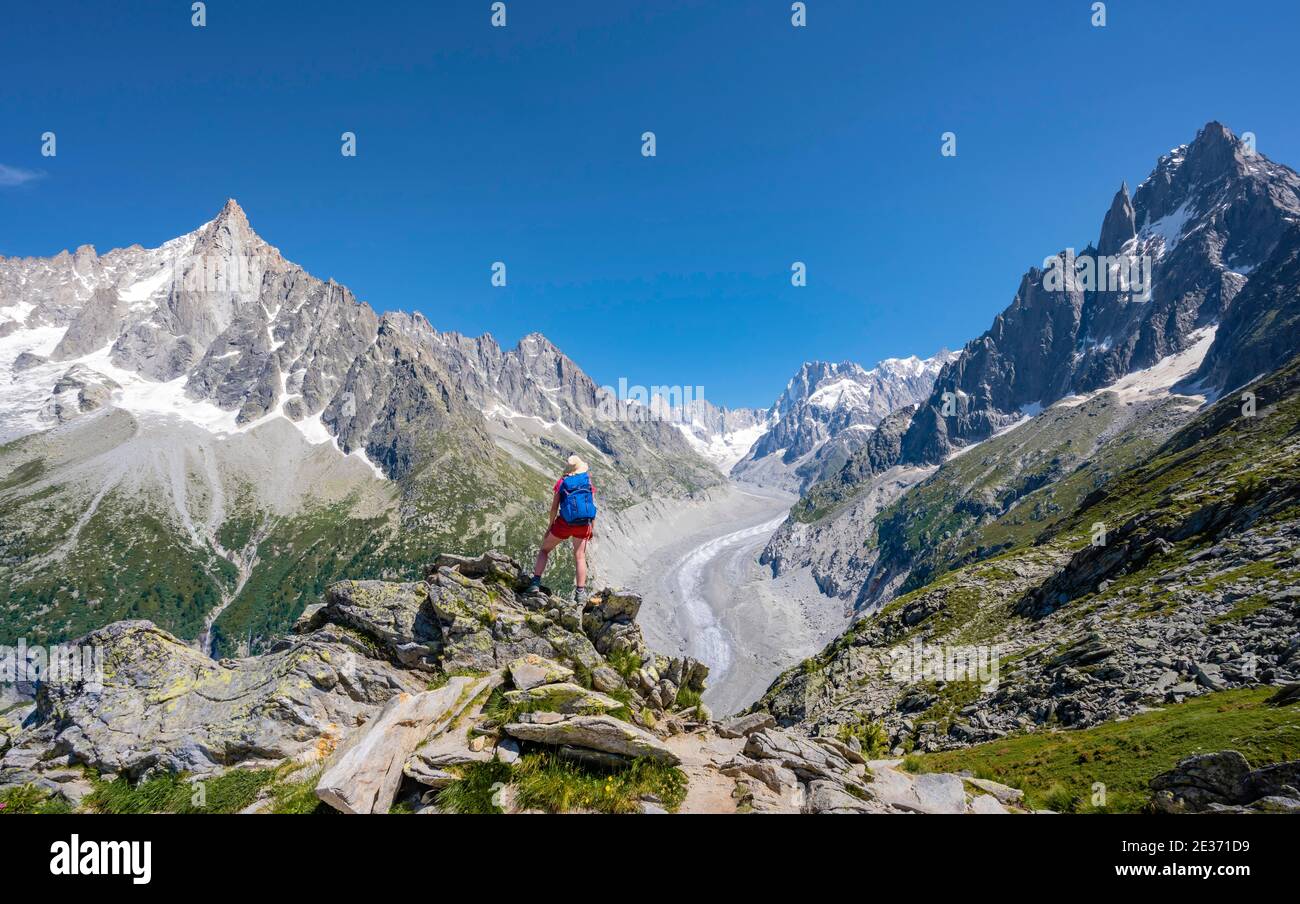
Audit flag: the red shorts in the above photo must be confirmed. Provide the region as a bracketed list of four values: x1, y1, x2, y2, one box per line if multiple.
[548, 517, 594, 540]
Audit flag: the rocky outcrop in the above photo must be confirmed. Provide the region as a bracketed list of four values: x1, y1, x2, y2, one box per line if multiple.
[0, 553, 710, 809]
[0, 551, 1031, 815]
[317, 580, 442, 670]
[1150, 751, 1300, 814]
[2, 619, 428, 784]
[503, 715, 680, 765]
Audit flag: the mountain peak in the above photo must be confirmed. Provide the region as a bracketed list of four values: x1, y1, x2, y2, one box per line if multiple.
[1192, 120, 1235, 149]
[1098, 181, 1137, 255]
[214, 197, 250, 226]
[193, 197, 277, 261]
[1182, 120, 1245, 182]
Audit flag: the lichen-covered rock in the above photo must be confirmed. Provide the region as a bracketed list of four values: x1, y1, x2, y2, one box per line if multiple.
[426, 566, 601, 673]
[3, 620, 426, 781]
[503, 715, 681, 765]
[1150, 750, 1252, 813]
[322, 580, 440, 669]
[431, 551, 526, 589]
[507, 654, 574, 691]
[1150, 750, 1300, 813]
[502, 683, 624, 716]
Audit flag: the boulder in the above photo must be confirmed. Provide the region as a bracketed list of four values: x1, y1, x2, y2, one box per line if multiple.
[503, 715, 680, 765]
[316, 673, 495, 814]
[1248, 795, 1300, 813]
[507, 654, 574, 691]
[590, 666, 625, 694]
[1245, 759, 1300, 799]
[720, 756, 799, 794]
[865, 765, 969, 814]
[1150, 751, 1252, 813]
[322, 580, 441, 669]
[743, 728, 856, 783]
[1267, 683, 1300, 706]
[910, 773, 969, 814]
[495, 737, 521, 765]
[502, 683, 624, 716]
[805, 779, 877, 814]
[717, 711, 775, 739]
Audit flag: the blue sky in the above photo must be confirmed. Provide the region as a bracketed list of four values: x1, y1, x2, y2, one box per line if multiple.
[3, 0, 1300, 408]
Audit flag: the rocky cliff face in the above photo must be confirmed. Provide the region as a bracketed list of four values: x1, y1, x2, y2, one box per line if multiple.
[1185, 224, 1300, 398]
[899, 122, 1300, 465]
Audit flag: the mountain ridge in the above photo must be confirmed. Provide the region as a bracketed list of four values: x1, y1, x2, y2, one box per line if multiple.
[0, 203, 720, 655]
[899, 121, 1300, 466]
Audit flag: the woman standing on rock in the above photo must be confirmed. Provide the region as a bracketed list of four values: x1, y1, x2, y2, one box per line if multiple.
[528, 455, 598, 602]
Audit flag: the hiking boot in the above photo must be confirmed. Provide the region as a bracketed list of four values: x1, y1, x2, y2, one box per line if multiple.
[526, 576, 543, 594]
[574, 587, 589, 606]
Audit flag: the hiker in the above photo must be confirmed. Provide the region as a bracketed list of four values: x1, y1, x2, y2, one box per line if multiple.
[528, 455, 597, 602]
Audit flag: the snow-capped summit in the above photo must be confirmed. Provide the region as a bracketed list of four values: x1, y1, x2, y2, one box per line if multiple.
[0, 200, 721, 496]
[731, 350, 955, 491]
[899, 121, 1300, 465]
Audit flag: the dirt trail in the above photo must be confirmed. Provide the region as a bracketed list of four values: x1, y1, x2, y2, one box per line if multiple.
[665, 731, 745, 814]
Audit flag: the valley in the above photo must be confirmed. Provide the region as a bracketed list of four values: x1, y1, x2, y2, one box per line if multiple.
[2, 120, 1299, 818]
[603, 481, 839, 716]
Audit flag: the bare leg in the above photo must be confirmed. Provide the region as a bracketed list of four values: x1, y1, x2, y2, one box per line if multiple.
[533, 531, 562, 578]
[571, 537, 589, 588]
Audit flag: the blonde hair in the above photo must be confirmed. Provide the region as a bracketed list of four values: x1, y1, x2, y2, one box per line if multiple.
[564, 454, 588, 475]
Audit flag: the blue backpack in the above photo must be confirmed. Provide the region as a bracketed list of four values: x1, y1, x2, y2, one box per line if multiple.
[558, 473, 597, 524]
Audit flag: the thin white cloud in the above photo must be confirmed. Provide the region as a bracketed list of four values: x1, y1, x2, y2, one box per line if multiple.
[0, 163, 45, 187]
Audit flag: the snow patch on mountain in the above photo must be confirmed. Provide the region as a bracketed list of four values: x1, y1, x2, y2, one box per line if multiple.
[673, 418, 770, 472]
[732, 350, 956, 491]
[1142, 199, 1198, 257]
[1056, 326, 1217, 409]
